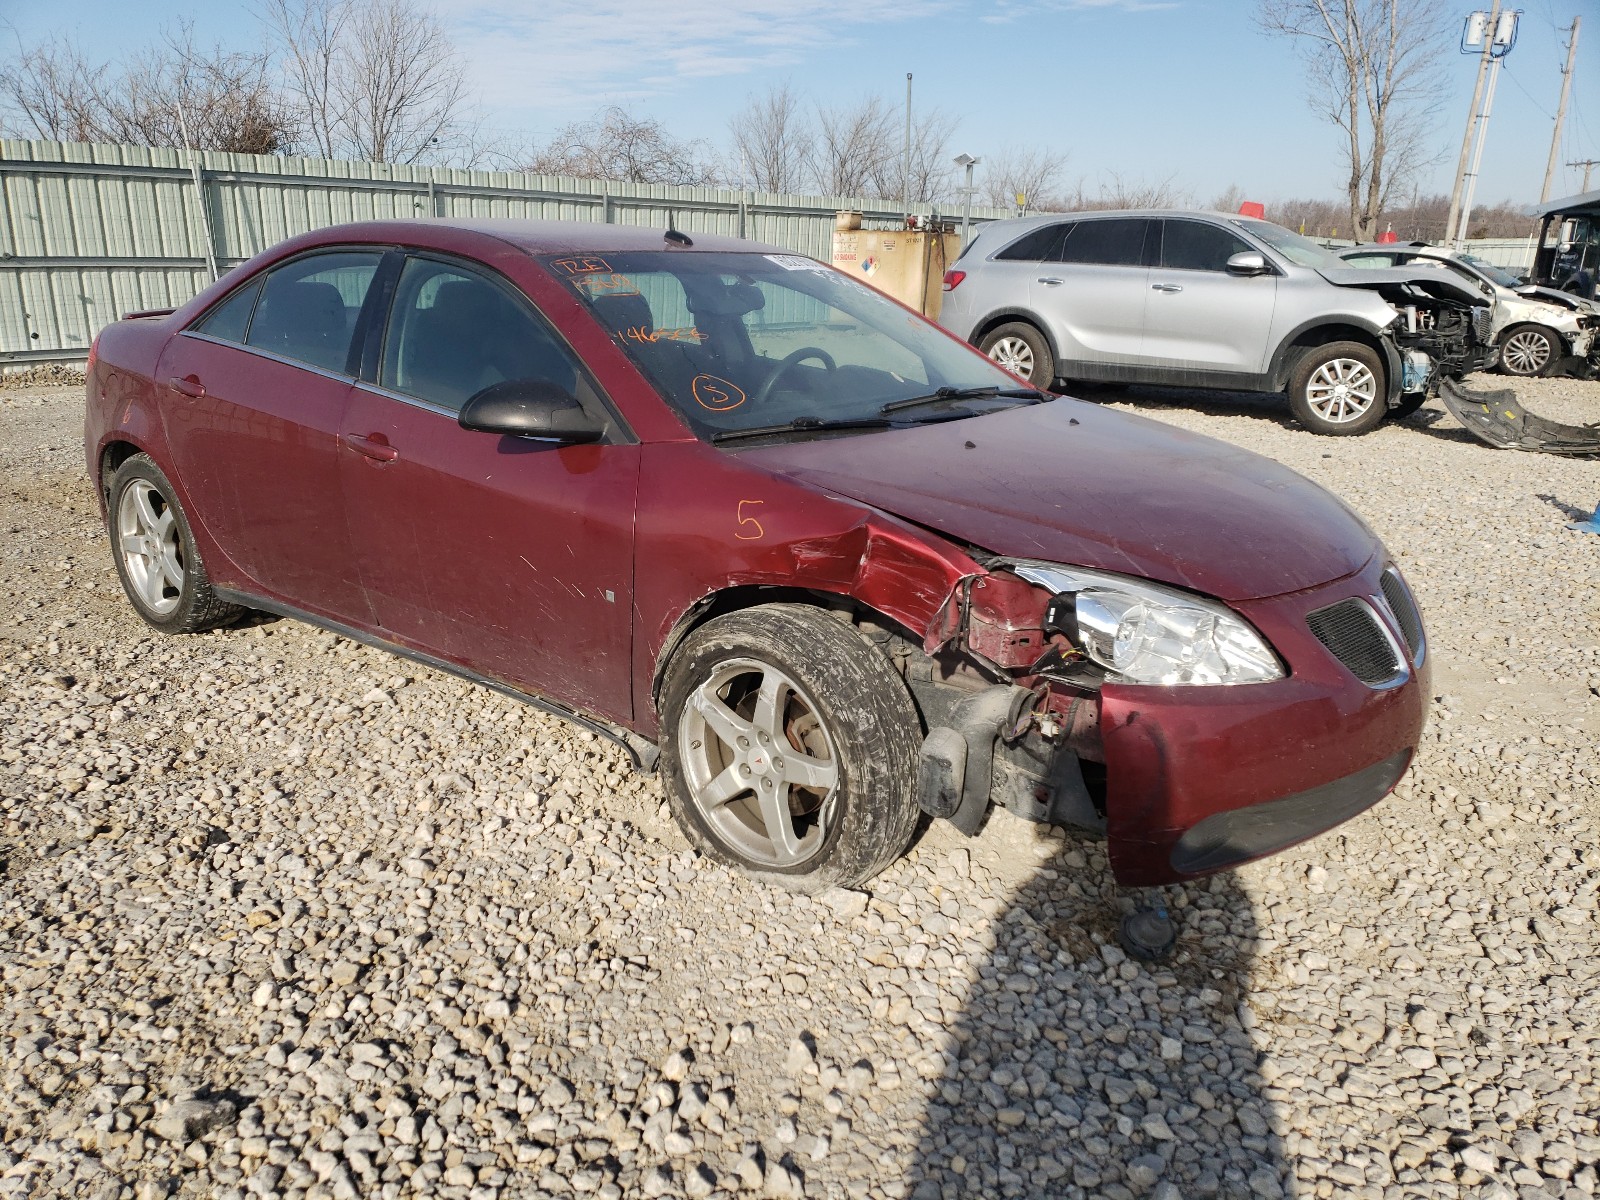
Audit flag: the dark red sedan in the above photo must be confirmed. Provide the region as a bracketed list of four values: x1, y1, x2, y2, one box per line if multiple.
[85, 220, 1428, 891]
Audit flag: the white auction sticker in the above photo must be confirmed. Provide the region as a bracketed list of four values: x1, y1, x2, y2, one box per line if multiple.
[765, 254, 830, 272]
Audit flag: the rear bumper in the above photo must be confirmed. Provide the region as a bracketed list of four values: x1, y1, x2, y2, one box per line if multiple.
[1098, 557, 1428, 886]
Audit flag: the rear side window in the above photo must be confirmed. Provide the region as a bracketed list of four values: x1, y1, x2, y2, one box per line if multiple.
[380, 256, 582, 413]
[246, 251, 382, 374]
[1159, 220, 1253, 272]
[1058, 219, 1150, 267]
[194, 278, 263, 343]
[994, 224, 1070, 262]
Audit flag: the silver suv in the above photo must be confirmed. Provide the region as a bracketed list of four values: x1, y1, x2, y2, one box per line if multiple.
[939, 210, 1494, 436]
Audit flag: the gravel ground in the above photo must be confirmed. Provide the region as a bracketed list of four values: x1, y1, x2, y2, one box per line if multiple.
[1, 376, 1597, 1200]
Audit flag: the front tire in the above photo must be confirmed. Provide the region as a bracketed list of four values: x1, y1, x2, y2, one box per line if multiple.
[979, 321, 1054, 389]
[659, 605, 921, 892]
[1497, 324, 1559, 377]
[107, 454, 242, 634]
[1288, 341, 1387, 435]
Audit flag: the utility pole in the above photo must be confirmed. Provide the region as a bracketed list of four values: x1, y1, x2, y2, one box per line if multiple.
[1455, 55, 1503, 246]
[902, 73, 913, 220]
[1541, 17, 1581, 204]
[1569, 160, 1599, 192]
[1447, 0, 1500, 245]
[1450, 8, 1520, 248]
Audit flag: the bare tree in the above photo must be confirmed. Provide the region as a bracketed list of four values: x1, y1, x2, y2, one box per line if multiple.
[1257, 0, 1448, 241]
[257, 0, 467, 163]
[981, 146, 1071, 210]
[0, 26, 292, 154]
[869, 107, 959, 204]
[729, 83, 813, 194]
[809, 95, 897, 198]
[1211, 184, 1247, 213]
[526, 106, 721, 186]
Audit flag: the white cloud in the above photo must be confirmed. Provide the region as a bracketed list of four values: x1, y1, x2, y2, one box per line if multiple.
[439, 0, 1176, 112]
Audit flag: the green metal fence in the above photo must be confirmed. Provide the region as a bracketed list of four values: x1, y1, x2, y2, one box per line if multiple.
[0, 137, 1010, 365]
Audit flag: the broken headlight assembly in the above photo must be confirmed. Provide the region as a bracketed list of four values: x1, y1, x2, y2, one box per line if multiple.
[1014, 563, 1284, 686]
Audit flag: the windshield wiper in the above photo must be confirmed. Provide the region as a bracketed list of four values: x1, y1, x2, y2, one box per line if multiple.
[710, 416, 892, 443]
[879, 385, 1044, 415]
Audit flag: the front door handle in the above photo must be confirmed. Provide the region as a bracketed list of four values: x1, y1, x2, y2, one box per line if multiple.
[341, 432, 399, 463]
[168, 375, 206, 398]
[1037, 277, 1065, 286]
[1151, 283, 1184, 294]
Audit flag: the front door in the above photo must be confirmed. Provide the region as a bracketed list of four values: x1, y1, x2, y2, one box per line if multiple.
[338, 253, 639, 724]
[1142, 219, 1278, 375]
[157, 249, 384, 622]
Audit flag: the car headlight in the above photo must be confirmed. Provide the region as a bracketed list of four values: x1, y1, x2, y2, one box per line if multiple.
[1014, 563, 1284, 686]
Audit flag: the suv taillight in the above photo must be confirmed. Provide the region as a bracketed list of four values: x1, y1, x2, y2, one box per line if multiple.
[942, 270, 966, 292]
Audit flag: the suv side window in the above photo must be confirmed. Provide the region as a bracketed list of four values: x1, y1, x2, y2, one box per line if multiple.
[1058, 219, 1150, 267]
[994, 224, 1071, 262]
[1160, 220, 1254, 272]
[246, 251, 382, 374]
[381, 256, 581, 413]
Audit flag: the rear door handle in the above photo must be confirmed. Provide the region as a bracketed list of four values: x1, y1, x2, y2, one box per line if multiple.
[1037, 277, 1064, 286]
[1151, 283, 1183, 294]
[341, 432, 399, 463]
[168, 375, 206, 398]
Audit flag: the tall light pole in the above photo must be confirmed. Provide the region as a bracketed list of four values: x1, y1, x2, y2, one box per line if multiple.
[902, 73, 913, 219]
[953, 153, 980, 246]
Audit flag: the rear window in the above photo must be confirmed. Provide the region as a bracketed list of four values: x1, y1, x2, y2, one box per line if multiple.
[994, 224, 1070, 262]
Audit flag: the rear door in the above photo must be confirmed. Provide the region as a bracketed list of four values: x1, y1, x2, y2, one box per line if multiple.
[157, 248, 384, 622]
[1040, 217, 1153, 366]
[1143, 218, 1278, 375]
[337, 252, 639, 723]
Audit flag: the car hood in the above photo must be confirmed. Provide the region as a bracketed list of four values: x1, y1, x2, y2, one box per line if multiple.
[1318, 265, 1489, 308]
[1515, 284, 1600, 318]
[737, 400, 1379, 603]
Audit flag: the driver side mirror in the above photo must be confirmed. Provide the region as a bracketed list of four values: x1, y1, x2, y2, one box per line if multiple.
[1226, 251, 1270, 277]
[458, 379, 605, 444]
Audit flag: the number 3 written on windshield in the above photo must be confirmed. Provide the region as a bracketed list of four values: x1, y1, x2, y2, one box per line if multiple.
[735, 500, 765, 541]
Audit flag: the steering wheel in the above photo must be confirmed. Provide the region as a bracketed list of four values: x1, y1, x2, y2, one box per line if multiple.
[752, 346, 837, 407]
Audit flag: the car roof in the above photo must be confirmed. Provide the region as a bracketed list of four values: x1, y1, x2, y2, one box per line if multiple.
[290, 218, 789, 257]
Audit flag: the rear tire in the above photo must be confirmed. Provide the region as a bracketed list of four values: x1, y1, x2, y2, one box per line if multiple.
[659, 605, 921, 892]
[1496, 324, 1559, 377]
[107, 454, 242, 634]
[979, 321, 1054, 389]
[1287, 341, 1387, 436]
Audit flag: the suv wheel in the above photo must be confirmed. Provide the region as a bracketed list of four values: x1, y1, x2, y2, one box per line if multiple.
[979, 322, 1053, 389]
[1497, 324, 1558, 377]
[1288, 342, 1387, 436]
[659, 605, 921, 892]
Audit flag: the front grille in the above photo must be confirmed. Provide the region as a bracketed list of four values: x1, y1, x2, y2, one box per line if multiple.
[1306, 598, 1402, 685]
[1379, 568, 1425, 662]
[1472, 308, 1493, 343]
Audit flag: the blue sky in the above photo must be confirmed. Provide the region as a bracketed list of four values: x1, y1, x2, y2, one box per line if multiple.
[5, 0, 1596, 208]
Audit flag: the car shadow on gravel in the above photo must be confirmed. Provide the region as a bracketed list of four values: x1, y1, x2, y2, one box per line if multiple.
[902, 830, 1286, 1200]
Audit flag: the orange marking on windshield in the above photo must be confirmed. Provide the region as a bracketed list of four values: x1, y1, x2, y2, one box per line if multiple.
[573, 273, 640, 298]
[553, 256, 612, 275]
[692, 374, 746, 412]
[623, 326, 703, 344]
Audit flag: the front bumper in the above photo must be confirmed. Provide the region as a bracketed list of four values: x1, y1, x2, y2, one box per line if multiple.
[1097, 556, 1429, 886]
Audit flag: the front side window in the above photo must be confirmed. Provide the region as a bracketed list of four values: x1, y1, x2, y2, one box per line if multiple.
[1160, 220, 1253, 272]
[1058, 219, 1150, 267]
[548, 252, 1027, 440]
[380, 257, 581, 412]
[246, 251, 382, 374]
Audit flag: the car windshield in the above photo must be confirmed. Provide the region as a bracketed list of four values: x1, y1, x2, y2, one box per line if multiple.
[546, 251, 1028, 440]
[1459, 253, 1523, 289]
[1231, 218, 1344, 270]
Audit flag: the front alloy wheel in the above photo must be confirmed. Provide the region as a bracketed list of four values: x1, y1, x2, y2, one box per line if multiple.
[1288, 341, 1387, 435]
[1498, 325, 1558, 377]
[660, 605, 921, 891]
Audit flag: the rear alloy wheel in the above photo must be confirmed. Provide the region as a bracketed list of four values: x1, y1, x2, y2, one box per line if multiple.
[979, 321, 1054, 389]
[108, 454, 242, 634]
[1288, 341, 1387, 436]
[1497, 324, 1559, 377]
[660, 605, 921, 892]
